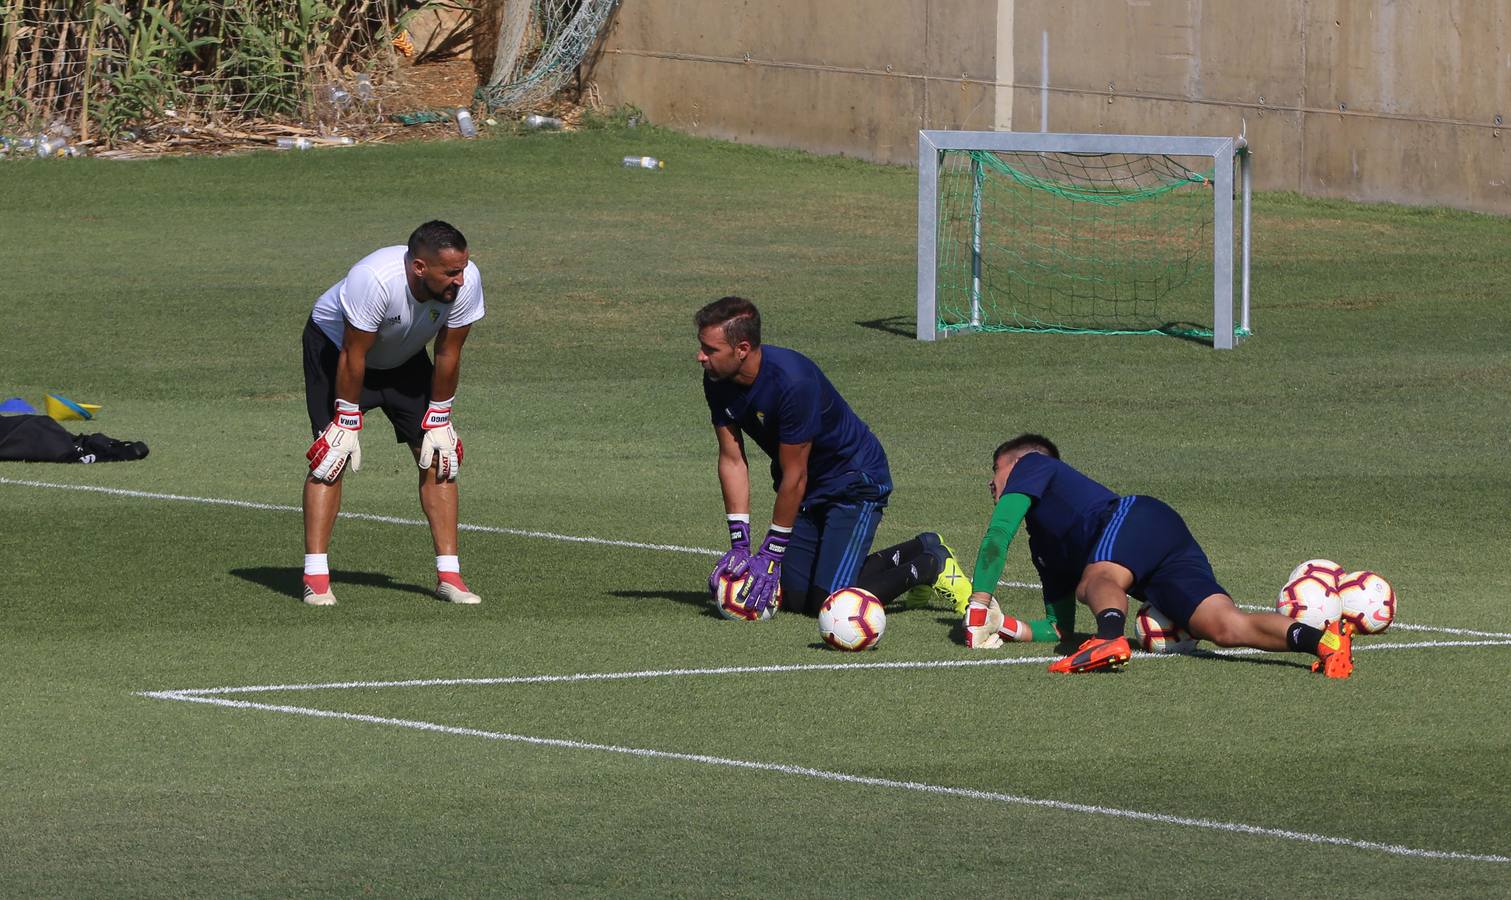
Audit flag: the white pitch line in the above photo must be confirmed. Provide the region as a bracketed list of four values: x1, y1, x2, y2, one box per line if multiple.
[1235, 602, 1509, 639]
[0, 476, 713, 555]
[139, 655, 1076, 697]
[0, 477, 1040, 586]
[139, 688, 1509, 865]
[6, 476, 1509, 639]
[140, 636, 1511, 699]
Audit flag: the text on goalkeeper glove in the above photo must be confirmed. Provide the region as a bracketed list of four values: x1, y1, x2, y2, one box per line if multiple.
[734, 527, 789, 616]
[709, 518, 752, 594]
[417, 398, 462, 480]
[307, 400, 362, 483]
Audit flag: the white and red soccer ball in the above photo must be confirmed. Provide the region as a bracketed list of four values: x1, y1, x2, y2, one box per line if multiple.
[1287, 558, 1346, 589]
[714, 572, 780, 621]
[1276, 572, 1342, 630]
[1337, 570, 1396, 634]
[1133, 603, 1198, 654]
[1277, 559, 1396, 634]
[819, 588, 886, 651]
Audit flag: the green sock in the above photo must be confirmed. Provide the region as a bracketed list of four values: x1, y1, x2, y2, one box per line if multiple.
[1046, 595, 1076, 636]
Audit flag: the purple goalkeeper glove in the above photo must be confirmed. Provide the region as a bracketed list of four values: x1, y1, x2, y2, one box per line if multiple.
[736, 528, 790, 616]
[708, 518, 752, 595]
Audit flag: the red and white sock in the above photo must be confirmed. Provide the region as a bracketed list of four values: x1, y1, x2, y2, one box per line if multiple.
[304, 553, 330, 594]
[437, 555, 466, 589]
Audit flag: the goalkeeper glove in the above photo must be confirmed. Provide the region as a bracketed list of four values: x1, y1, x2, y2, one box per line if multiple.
[735, 526, 790, 616]
[417, 397, 463, 481]
[307, 399, 362, 483]
[964, 597, 1006, 649]
[708, 516, 752, 595]
[963, 596, 1032, 648]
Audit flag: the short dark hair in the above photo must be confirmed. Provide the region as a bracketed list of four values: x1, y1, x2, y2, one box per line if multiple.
[408, 220, 467, 258]
[993, 433, 1060, 465]
[694, 296, 762, 348]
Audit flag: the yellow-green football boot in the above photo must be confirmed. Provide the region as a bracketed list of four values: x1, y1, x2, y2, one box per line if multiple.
[904, 534, 974, 614]
[933, 542, 974, 616]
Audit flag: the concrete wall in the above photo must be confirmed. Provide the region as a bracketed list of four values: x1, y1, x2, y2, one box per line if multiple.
[587, 0, 1510, 214]
[587, 0, 1001, 163]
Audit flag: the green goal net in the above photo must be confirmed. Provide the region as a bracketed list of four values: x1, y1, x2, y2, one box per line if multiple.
[919, 132, 1252, 347]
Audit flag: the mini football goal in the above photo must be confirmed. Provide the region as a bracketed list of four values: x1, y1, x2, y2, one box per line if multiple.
[916, 131, 1252, 348]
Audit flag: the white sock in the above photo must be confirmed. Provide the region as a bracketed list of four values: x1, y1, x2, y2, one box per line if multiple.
[304, 553, 329, 576]
[436, 555, 460, 574]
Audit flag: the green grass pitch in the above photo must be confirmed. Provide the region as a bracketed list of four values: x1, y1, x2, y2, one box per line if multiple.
[1, 126, 1508, 897]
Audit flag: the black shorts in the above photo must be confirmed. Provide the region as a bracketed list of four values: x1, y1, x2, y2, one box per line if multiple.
[302, 318, 433, 445]
[1089, 495, 1226, 629]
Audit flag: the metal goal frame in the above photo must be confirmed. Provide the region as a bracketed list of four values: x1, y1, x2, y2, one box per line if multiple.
[916, 130, 1253, 348]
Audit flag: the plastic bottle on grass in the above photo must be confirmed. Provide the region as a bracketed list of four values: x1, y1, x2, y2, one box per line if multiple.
[36, 137, 68, 158]
[277, 137, 314, 150]
[319, 83, 351, 109]
[623, 155, 664, 170]
[524, 114, 563, 129]
[456, 108, 478, 138]
[354, 74, 375, 102]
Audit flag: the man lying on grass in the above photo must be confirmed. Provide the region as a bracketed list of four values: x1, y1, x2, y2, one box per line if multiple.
[962, 433, 1353, 678]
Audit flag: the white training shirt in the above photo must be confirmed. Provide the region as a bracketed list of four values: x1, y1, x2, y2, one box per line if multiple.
[311, 245, 485, 370]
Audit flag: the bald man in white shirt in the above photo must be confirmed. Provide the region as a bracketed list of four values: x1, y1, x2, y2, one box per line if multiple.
[300, 220, 486, 606]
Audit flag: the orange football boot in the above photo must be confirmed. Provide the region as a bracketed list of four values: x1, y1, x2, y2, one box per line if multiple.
[1048, 636, 1132, 674]
[1310, 619, 1353, 678]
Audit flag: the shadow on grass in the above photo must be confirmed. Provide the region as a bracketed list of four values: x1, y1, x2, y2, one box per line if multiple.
[230, 566, 436, 603]
[807, 642, 856, 653]
[855, 315, 916, 339]
[1183, 647, 1314, 670]
[931, 614, 1082, 653]
[1157, 321, 1217, 349]
[888, 319, 1219, 348]
[609, 588, 724, 618]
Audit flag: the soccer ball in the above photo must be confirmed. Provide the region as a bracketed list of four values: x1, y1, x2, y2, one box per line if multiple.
[1276, 574, 1342, 629]
[1337, 570, 1396, 634]
[818, 588, 886, 651]
[1287, 558, 1345, 589]
[1133, 603, 1198, 654]
[714, 572, 780, 621]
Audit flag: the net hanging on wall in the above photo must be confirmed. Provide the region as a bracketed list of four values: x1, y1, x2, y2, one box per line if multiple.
[481, 0, 616, 111]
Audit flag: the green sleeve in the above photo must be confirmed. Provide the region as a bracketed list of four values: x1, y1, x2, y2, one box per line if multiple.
[971, 492, 1031, 594]
[1027, 618, 1061, 642]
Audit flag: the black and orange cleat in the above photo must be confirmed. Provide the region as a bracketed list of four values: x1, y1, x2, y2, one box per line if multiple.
[1049, 636, 1132, 674]
[1311, 619, 1353, 678]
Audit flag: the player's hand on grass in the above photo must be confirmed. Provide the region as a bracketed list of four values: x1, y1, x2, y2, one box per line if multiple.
[735, 528, 789, 616]
[307, 400, 362, 483]
[709, 518, 752, 594]
[964, 596, 1006, 649]
[417, 398, 462, 481]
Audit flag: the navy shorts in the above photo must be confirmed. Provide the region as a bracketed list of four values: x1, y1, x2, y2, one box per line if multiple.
[302, 318, 433, 444]
[1090, 495, 1225, 629]
[780, 473, 891, 616]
